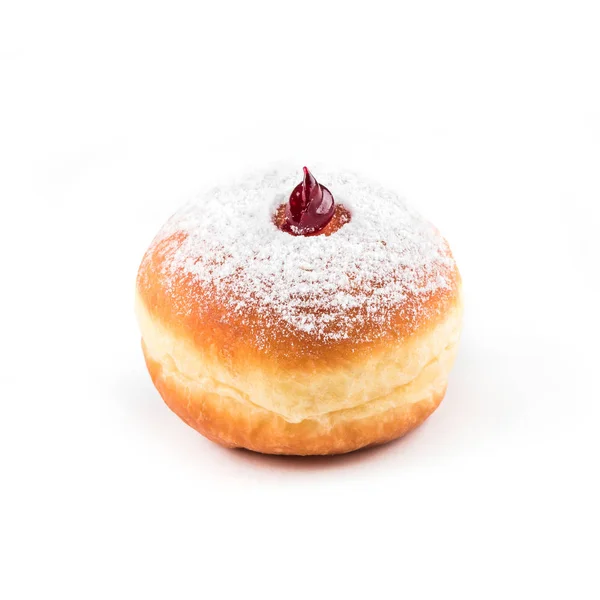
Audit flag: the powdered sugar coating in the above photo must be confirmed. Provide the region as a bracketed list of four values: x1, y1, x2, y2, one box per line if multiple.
[150, 167, 456, 347]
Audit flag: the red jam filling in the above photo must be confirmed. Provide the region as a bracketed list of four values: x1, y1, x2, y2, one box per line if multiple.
[284, 167, 335, 235]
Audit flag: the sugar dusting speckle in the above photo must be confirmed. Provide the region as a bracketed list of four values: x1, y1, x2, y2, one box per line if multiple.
[149, 167, 456, 348]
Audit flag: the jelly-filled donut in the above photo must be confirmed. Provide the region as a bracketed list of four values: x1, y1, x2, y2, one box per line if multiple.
[136, 167, 462, 455]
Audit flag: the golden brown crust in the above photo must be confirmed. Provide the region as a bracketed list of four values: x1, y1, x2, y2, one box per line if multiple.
[142, 342, 447, 455]
[136, 231, 462, 454]
[136, 230, 461, 367]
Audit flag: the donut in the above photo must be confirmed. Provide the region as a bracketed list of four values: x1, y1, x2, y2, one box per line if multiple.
[136, 166, 463, 455]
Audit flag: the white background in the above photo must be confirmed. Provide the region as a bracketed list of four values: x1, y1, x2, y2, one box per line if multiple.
[1, 1, 599, 598]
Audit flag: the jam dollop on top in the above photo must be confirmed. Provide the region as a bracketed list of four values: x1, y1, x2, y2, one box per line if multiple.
[284, 167, 335, 235]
